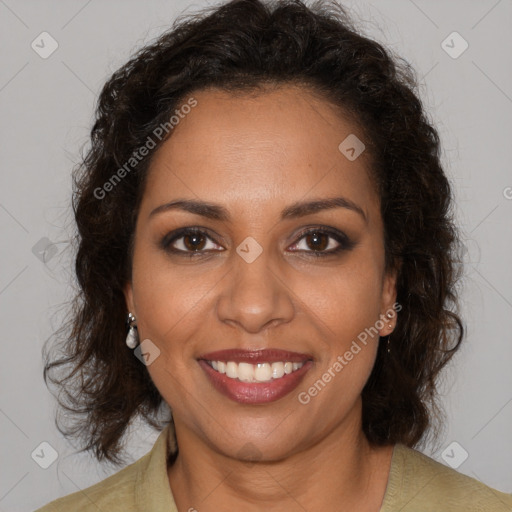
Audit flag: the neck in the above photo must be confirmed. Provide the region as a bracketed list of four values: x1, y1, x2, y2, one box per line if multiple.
[167, 402, 393, 512]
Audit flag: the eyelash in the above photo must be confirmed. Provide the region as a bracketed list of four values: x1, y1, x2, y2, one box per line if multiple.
[160, 226, 356, 258]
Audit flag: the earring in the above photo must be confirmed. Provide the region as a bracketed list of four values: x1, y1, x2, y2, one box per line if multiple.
[126, 312, 139, 349]
[385, 311, 395, 354]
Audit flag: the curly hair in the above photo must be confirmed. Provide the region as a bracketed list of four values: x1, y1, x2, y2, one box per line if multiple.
[43, 0, 464, 465]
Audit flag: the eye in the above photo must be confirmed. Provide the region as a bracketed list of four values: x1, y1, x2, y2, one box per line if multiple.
[161, 226, 355, 258]
[288, 227, 355, 256]
[161, 227, 223, 256]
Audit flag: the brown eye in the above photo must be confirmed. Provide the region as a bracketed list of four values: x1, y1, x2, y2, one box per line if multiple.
[182, 232, 207, 251]
[288, 227, 356, 256]
[304, 231, 329, 251]
[161, 227, 224, 256]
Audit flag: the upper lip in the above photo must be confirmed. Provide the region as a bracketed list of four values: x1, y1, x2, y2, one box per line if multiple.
[198, 348, 313, 364]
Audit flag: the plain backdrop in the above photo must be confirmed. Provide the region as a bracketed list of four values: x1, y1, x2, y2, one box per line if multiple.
[0, 0, 511, 510]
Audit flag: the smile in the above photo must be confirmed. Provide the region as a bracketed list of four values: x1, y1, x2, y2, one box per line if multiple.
[198, 349, 314, 404]
[206, 360, 305, 383]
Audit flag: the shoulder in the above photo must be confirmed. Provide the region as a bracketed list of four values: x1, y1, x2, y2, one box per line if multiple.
[34, 423, 177, 512]
[33, 451, 150, 512]
[381, 443, 512, 512]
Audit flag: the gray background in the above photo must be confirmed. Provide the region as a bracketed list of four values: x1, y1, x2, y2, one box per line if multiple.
[0, 0, 511, 510]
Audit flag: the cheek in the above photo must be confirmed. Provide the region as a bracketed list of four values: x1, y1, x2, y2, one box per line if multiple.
[294, 267, 383, 417]
[130, 255, 212, 410]
[293, 256, 384, 395]
[129, 246, 214, 379]
[297, 260, 384, 341]
[131, 233, 211, 329]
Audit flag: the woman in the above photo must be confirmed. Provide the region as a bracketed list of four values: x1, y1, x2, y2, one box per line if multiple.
[37, 0, 512, 510]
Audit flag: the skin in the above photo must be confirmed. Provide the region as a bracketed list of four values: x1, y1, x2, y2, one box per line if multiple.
[124, 84, 398, 511]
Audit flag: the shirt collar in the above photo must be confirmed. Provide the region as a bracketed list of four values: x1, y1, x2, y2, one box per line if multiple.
[135, 421, 179, 511]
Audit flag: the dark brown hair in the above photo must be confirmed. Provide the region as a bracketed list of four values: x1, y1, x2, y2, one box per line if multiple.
[44, 0, 463, 465]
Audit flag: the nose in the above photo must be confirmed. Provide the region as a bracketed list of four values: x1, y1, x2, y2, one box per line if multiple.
[216, 246, 295, 334]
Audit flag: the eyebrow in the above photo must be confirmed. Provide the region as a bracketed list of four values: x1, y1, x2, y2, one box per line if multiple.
[149, 196, 367, 223]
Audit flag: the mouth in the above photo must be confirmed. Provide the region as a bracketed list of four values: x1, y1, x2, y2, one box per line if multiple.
[198, 349, 314, 404]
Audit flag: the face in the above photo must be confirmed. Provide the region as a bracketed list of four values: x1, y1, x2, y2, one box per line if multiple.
[124, 85, 397, 461]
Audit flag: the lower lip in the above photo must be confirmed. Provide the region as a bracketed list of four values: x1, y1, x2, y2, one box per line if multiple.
[198, 360, 313, 404]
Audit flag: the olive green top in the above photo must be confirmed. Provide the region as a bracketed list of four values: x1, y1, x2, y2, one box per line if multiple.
[35, 423, 512, 511]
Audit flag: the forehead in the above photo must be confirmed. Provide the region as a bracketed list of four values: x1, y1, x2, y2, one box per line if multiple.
[142, 85, 378, 219]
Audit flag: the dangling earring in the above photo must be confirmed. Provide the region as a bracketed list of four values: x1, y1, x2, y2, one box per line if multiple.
[126, 312, 139, 348]
[386, 312, 394, 355]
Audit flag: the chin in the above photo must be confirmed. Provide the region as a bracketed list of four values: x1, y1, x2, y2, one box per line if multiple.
[205, 420, 309, 463]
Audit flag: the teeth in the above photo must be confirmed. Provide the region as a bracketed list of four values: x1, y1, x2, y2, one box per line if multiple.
[226, 362, 238, 379]
[207, 360, 305, 382]
[238, 362, 254, 382]
[254, 363, 272, 382]
[271, 362, 285, 379]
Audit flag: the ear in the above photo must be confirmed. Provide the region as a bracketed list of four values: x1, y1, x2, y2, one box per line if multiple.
[124, 281, 135, 315]
[379, 269, 398, 337]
